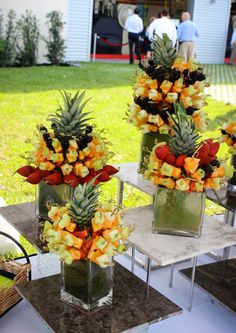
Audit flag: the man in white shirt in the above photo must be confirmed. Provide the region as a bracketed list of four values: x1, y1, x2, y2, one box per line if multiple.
[125, 8, 144, 64]
[147, 9, 177, 47]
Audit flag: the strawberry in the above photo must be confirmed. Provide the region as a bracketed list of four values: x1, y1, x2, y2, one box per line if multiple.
[89, 169, 97, 177]
[176, 154, 187, 167]
[26, 172, 41, 184]
[155, 145, 170, 160]
[73, 230, 88, 239]
[208, 142, 220, 156]
[36, 168, 51, 180]
[44, 172, 63, 185]
[102, 165, 119, 175]
[195, 141, 210, 159]
[64, 174, 79, 187]
[164, 153, 176, 166]
[97, 171, 110, 182]
[17, 165, 35, 177]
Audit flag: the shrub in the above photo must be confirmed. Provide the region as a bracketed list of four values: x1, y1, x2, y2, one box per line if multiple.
[16, 10, 39, 66]
[0, 10, 17, 67]
[44, 11, 66, 65]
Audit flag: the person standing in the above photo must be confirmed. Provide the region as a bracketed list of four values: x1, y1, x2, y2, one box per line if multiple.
[177, 12, 200, 62]
[229, 27, 236, 65]
[125, 8, 143, 64]
[147, 9, 177, 47]
[145, 16, 157, 59]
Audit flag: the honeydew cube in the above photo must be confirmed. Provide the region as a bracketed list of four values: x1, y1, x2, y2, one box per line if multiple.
[66, 150, 78, 163]
[137, 109, 148, 120]
[95, 237, 108, 251]
[96, 253, 111, 268]
[51, 153, 64, 163]
[60, 163, 73, 176]
[93, 160, 103, 171]
[58, 213, 71, 229]
[52, 138, 63, 152]
[160, 162, 173, 177]
[69, 139, 78, 150]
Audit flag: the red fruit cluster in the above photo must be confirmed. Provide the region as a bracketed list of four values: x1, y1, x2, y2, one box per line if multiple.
[195, 139, 220, 166]
[155, 145, 176, 166]
[16, 165, 119, 186]
[155, 139, 220, 168]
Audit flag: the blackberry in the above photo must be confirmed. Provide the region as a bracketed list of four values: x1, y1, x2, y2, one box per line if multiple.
[148, 59, 155, 66]
[169, 68, 181, 82]
[210, 160, 220, 167]
[186, 107, 197, 116]
[196, 68, 206, 81]
[221, 129, 227, 135]
[85, 126, 93, 134]
[146, 102, 159, 115]
[134, 96, 149, 110]
[39, 126, 48, 132]
[202, 164, 214, 175]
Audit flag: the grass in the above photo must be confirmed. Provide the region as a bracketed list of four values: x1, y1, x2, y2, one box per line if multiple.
[0, 63, 235, 252]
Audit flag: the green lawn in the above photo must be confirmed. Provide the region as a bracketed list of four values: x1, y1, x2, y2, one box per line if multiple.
[0, 63, 235, 213]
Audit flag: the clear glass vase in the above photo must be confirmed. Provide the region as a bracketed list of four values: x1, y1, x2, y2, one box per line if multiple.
[139, 132, 168, 173]
[60, 259, 113, 313]
[230, 154, 236, 185]
[35, 182, 74, 219]
[153, 186, 205, 238]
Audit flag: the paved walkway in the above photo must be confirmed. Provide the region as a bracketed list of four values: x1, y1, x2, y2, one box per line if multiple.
[204, 64, 236, 105]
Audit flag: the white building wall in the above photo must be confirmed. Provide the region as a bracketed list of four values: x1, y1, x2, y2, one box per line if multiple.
[0, 0, 67, 63]
[192, 0, 231, 64]
[65, 0, 93, 62]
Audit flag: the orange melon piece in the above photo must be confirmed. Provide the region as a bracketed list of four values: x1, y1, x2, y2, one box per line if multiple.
[211, 166, 224, 178]
[184, 157, 200, 174]
[69, 248, 81, 260]
[65, 222, 76, 233]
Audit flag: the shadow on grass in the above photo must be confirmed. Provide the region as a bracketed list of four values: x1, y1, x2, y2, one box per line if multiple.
[0, 63, 136, 94]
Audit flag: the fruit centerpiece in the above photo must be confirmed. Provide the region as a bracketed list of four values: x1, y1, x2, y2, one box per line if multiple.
[125, 34, 209, 172]
[220, 120, 236, 185]
[144, 103, 232, 237]
[16, 90, 118, 217]
[43, 178, 131, 312]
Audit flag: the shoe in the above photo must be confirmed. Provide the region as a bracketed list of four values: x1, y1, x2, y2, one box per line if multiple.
[129, 62, 133, 65]
[227, 63, 233, 65]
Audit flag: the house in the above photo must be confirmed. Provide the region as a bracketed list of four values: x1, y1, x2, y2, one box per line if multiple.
[0, 0, 233, 64]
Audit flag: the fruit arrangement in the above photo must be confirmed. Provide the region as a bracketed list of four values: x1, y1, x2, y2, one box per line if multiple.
[220, 120, 236, 154]
[16, 91, 118, 186]
[43, 178, 131, 267]
[144, 103, 233, 192]
[126, 34, 209, 134]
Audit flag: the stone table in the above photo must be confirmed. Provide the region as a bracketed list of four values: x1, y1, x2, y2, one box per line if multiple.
[16, 262, 182, 333]
[180, 259, 236, 314]
[123, 205, 236, 310]
[0, 202, 45, 253]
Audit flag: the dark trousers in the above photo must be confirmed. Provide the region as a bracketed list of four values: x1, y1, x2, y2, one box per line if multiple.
[128, 32, 141, 64]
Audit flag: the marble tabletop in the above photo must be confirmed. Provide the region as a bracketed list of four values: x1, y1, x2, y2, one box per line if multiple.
[180, 259, 236, 314]
[0, 202, 45, 253]
[16, 262, 182, 333]
[123, 205, 236, 266]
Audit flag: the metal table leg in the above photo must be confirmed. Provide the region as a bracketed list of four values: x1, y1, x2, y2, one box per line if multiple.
[188, 256, 197, 311]
[117, 179, 124, 205]
[169, 263, 175, 288]
[223, 246, 231, 259]
[131, 246, 135, 273]
[146, 256, 152, 286]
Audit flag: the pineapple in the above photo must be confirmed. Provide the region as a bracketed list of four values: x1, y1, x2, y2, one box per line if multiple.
[68, 178, 100, 229]
[168, 103, 200, 156]
[48, 90, 92, 138]
[152, 33, 177, 71]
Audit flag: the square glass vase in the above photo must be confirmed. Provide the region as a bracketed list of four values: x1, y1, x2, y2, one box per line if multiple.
[139, 132, 169, 174]
[60, 259, 113, 313]
[35, 182, 74, 219]
[153, 186, 205, 238]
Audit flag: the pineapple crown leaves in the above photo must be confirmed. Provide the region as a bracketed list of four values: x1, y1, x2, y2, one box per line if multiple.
[167, 102, 200, 156]
[152, 33, 177, 70]
[47, 90, 93, 137]
[68, 177, 101, 225]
